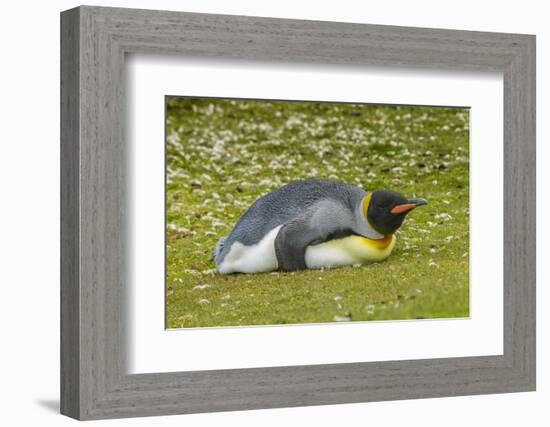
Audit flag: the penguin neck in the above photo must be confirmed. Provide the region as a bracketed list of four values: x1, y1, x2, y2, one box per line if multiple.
[354, 192, 386, 240]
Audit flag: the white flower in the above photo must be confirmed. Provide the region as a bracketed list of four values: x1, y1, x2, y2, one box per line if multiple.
[435, 213, 452, 220]
[333, 315, 352, 322]
[167, 224, 195, 236]
[184, 269, 201, 277]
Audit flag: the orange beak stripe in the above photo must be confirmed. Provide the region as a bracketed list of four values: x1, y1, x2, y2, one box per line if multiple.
[391, 203, 417, 215]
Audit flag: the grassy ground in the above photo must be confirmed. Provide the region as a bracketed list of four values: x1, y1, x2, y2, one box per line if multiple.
[166, 97, 470, 328]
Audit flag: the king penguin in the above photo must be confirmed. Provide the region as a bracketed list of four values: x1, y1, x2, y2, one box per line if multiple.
[213, 179, 427, 274]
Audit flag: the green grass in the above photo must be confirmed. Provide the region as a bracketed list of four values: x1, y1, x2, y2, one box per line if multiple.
[166, 97, 470, 328]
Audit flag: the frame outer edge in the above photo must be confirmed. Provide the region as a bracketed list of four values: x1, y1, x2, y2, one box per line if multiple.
[519, 34, 536, 389]
[527, 35, 536, 390]
[502, 34, 536, 390]
[60, 6, 81, 420]
[60, 5, 537, 420]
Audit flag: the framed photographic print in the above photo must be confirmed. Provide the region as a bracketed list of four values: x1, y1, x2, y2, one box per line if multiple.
[61, 5, 536, 420]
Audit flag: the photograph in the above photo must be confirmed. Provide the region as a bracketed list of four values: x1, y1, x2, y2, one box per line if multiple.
[165, 97, 470, 328]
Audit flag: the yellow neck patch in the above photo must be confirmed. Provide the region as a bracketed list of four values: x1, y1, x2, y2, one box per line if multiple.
[357, 233, 394, 249]
[362, 192, 373, 219]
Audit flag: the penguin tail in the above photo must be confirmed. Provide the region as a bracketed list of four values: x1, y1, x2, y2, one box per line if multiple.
[212, 236, 227, 264]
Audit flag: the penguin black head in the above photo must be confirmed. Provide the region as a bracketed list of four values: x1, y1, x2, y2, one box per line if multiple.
[365, 190, 427, 235]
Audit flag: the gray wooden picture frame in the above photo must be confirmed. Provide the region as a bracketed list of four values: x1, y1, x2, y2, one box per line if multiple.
[60, 5, 536, 420]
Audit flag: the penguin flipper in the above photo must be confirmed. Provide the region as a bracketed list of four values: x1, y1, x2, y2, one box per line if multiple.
[274, 199, 358, 271]
[274, 219, 315, 271]
[275, 214, 352, 271]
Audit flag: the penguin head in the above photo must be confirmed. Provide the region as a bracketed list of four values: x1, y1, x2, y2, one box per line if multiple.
[365, 190, 427, 235]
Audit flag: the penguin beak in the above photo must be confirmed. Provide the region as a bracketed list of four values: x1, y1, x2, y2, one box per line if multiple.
[408, 198, 428, 207]
[390, 198, 428, 215]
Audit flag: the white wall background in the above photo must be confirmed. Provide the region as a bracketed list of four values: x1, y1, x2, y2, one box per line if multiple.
[0, 0, 546, 425]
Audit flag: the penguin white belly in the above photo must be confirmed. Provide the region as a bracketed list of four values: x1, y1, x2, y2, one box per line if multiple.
[218, 228, 396, 274]
[305, 234, 396, 269]
[217, 226, 282, 274]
